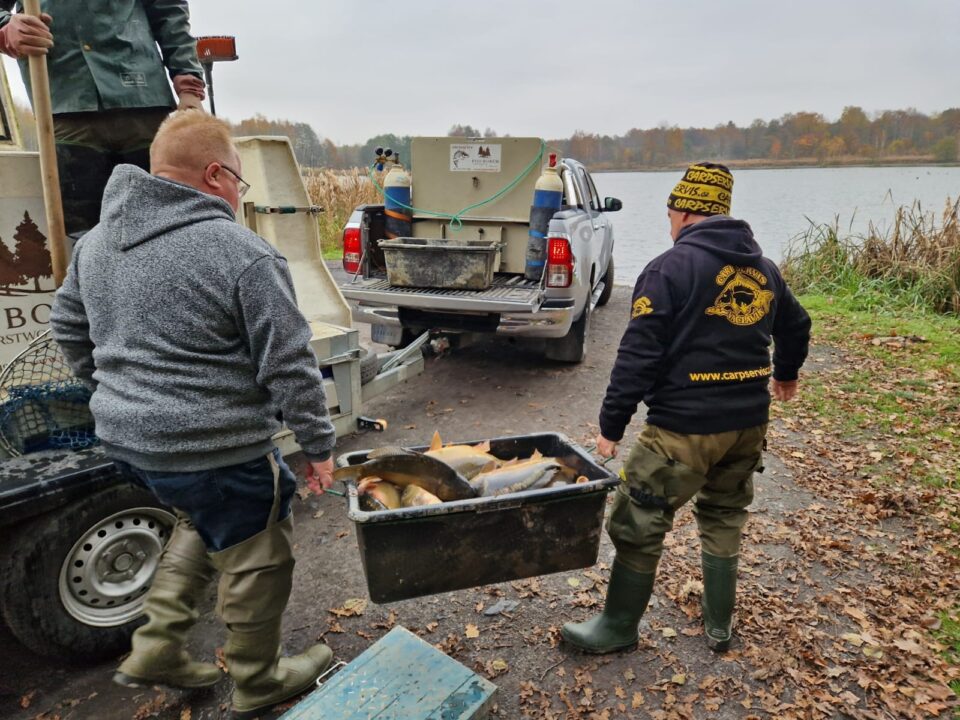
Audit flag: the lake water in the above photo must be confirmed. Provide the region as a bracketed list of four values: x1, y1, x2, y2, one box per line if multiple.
[593, 166, 960, 283]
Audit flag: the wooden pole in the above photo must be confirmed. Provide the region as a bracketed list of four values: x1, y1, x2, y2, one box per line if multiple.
[23, 0, 68, 288]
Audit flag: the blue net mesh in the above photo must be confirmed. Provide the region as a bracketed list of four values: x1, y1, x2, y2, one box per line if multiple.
[0, 333, 98, 456]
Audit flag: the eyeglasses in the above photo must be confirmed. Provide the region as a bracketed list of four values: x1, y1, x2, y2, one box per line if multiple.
[220, 164, 250, 198]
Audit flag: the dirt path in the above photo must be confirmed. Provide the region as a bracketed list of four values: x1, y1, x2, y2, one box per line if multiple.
[2, 286, 956, 720]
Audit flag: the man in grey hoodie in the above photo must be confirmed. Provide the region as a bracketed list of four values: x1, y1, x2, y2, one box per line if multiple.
[50, 111, 336, 720]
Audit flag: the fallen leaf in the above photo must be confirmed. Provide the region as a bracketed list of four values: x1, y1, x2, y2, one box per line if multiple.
[841, 632, 864, 647]
[631, 691, 645, 709]
[671, 673, 686, 685]
[567, 577, 581, 588]
[661, 627, 678, 638]
[329, 598, 367, 617]
[465, 623, 480, 638]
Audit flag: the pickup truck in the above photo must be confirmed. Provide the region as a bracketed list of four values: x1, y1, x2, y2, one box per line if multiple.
[340, 137, 621, 362]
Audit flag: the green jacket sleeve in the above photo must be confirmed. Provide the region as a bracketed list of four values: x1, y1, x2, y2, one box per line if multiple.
[141, 0, 202, 78]
[0, 11, 11, 29]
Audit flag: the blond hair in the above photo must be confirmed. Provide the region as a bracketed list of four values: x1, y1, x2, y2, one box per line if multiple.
[150, 111, 236, 173]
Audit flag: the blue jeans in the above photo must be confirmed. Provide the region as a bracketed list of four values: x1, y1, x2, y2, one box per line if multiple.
[116, 449, 298, 552]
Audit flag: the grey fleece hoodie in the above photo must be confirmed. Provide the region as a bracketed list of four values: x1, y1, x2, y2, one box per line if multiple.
[49, 165, 336, 471]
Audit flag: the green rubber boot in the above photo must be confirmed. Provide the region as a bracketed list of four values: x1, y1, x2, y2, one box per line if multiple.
[561, 561, 655, 654]
[226, 621, 333, 720]
[211, 515, 333, 719]
[114, 517, 222, 689]
[701, 552, 738, 652]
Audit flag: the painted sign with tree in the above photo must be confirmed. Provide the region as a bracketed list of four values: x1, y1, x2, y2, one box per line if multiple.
[0, 159, 55, 368]
[0, 211, 54, 296]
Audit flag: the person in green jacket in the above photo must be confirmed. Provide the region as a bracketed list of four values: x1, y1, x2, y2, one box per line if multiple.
[0, 0, 205, 234]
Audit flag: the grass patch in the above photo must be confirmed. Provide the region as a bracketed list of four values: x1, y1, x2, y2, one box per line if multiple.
[789, 295, 960, 489]
[303, 168, 381, 259]
[936, 610, 960, 697]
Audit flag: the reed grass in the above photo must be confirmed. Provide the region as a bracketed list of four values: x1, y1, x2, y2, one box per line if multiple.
[303, 168, 381, 259]
[782, 199, 960, 315]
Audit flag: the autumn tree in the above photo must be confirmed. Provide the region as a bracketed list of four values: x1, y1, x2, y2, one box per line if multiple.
[12, 212, 51, 292]
[837, 106, 870, 154]
[932, 137, 958, 163]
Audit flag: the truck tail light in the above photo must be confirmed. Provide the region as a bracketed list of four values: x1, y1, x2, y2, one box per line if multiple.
[546, 237, 574, 288]
[342, 227, 362, 273]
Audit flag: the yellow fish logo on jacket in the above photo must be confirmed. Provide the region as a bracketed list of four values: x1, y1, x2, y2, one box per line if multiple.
[705, 265, 774, 326]
[632, 296, 654, 318]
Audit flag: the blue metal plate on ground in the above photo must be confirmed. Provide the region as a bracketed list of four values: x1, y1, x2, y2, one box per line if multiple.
[279, 626, 497, 719]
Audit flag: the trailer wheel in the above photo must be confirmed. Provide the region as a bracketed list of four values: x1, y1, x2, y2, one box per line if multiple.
[597, 257, 615, 307]
[545, 303, 590, 363]
[0, 484, 175, 662]
[359, 348, 381, 385]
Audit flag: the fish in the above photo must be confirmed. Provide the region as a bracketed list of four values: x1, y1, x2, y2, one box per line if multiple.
[334, 450, 477, 502]
[401, 484, 442, 507]
[427, 430, 491, 455]
[470, 457, 574, 497]
[425, 445, 499, 479]
[357, 477, 401, 511]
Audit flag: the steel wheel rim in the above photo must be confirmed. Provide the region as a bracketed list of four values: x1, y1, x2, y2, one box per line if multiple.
[58, 506, 175, 627]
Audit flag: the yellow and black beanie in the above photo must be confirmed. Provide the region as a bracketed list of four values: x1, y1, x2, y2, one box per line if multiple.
[667, 162, 733, 217]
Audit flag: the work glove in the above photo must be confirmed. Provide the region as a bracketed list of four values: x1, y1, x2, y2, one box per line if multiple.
[172, 73, 206, 111]
[0, 12, 53, 58]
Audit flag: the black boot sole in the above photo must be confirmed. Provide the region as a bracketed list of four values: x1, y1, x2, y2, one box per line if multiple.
[112, 671, 221, 690]
[560, 629, 639, 655]
[230, 670, 331, 720]
[706, 637, 731, 653]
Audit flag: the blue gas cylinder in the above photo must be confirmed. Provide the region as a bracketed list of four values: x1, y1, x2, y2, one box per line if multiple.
[525, 153, 563, 280]
[383, 164, 412, 239]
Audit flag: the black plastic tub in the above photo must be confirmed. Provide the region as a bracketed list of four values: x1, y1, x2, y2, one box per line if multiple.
[338, 432, 619, 603]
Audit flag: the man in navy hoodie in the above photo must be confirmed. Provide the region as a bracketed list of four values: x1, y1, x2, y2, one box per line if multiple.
[562, 162, 811, 654]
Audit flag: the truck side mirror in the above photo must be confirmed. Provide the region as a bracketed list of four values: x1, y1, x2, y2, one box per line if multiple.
[603, 197, 623, 212]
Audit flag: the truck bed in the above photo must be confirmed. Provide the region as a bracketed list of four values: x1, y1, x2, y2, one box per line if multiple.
[341, 273, 543, 313]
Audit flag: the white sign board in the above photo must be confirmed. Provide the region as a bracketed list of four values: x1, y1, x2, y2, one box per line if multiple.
[449, 143, 502, 173]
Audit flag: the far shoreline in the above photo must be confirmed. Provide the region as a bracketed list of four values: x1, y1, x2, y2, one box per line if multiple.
[591, 157, 960, 173]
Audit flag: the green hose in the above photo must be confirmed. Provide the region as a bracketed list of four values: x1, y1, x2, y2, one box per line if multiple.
[369, 140, 547, 231]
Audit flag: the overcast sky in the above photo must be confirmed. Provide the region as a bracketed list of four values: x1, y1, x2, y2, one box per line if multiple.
[3, 0, 957, 145]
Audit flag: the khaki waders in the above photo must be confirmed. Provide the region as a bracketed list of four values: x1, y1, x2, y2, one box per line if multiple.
[563, 424, 765, 654]
[114, 515, 221, 688]
[209, 452, 332, 720]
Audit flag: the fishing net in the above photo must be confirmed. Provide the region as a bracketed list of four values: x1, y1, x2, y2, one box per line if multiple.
[0, 330, 97, 457]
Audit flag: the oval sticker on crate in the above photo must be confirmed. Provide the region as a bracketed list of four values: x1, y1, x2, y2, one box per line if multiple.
[450, 144, 501, 172]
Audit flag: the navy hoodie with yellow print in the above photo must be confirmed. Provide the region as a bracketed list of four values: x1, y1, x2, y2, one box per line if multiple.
[599, 215, 811, 441]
